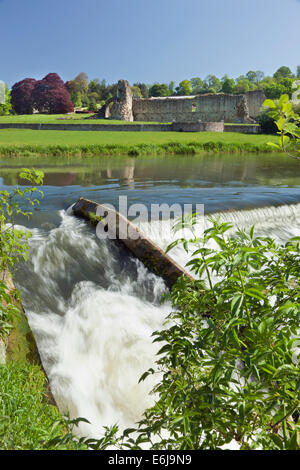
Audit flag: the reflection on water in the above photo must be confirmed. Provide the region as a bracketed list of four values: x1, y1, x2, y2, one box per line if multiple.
[1, 153, 300, 223]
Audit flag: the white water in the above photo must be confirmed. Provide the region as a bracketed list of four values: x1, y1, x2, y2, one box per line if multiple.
[16, 202, 300, 440]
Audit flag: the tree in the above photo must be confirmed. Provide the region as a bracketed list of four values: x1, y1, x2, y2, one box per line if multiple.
[133, 82, 149, 98]
[205, 75, 221, 93]
[0, 83, 12, 115]
[131, 85, 142, 98]
[66, 72, 89, 107]
[273, 66, 293, 81]
[221, 76, 235, 93]
[235, 79, 251, 94]
[190, 77, 205, 94]
[149, 83, 170, 97]
[11, 78, 36, 114]
[31, 73, 74, 114]
[168, 81, 176, 96]
[176, 80, 192, 96]
[297, 65, 300, 79]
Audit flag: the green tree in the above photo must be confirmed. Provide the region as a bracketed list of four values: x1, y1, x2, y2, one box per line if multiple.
[176, 80, 193, 96]
[190, 77, 205, 94]
[221, 76, 235, 93]
[246, 70, 264, 84]
[131, 85, 142, 98]
[133, 82, 149, 98]
[168, 81, 176, 95]
[274, 66, 293, 81]
[149, 83, 170, 97]
[0, 83, 12, 116]
[205, 75, 221, 93]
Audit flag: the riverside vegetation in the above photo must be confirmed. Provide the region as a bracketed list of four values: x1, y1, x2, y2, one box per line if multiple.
[0, 169, 89, 450]
[0, 129, 279, 157]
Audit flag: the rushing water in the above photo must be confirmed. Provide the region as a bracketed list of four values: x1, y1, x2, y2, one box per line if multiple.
[1, 153, 300, 439]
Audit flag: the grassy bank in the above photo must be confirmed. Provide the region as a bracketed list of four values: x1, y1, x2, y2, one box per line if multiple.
[0, 129, 278, 156]
[0, 362, 89, 450]
[0, 273, 88, 450]
[0, 114, 165, 125]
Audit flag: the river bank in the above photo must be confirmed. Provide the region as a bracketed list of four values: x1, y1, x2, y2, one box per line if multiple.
[0, 129, 278, 157]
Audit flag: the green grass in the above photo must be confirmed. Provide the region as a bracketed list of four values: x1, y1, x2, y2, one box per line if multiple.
[0, 114, 166, 125]
[0, 129, 279, 157]
[0, 361, 88, 450]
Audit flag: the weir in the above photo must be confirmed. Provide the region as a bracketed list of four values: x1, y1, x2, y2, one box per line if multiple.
[72, 197, 193, 288]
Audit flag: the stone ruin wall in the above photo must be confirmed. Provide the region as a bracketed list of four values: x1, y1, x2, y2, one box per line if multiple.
[246, 90, 266, 119]
[132, 90, 265, 123]
[109, 80, 265, 124]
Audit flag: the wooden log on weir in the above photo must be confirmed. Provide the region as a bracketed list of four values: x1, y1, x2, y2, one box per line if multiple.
[72, 197, 193, 288]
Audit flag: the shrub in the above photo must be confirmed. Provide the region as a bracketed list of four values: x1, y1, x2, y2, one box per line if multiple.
[96, 219, 300, 450]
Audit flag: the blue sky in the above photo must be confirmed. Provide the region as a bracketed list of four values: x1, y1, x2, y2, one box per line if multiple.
[0, 0, 299, 87]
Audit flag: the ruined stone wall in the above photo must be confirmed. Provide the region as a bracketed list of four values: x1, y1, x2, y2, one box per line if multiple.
[133, 93, 254, 123]
[245, 90, 265, 119]
[110, 80, 133, 121]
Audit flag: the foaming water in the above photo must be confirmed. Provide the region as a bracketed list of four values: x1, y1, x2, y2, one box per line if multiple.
[137, 203, 300, 271]
[15, 211, 169, 438]
[14, 202, 300, 440]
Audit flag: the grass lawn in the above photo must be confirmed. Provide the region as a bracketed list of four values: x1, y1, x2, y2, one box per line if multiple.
[0, 129, 277, 146]
[0, 128, 278, 156]
[0, 114, 165, 125]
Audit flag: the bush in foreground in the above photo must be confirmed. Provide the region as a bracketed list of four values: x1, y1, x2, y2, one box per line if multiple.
[95, 219, 300, 450]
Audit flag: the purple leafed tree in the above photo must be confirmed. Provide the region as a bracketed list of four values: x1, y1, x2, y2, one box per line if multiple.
[11, 73, 74, 115]
[31, 73, 74, 114]
[11, 78, 36, 114]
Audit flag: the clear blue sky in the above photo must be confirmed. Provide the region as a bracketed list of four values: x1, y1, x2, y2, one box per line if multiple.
[0, 0, 299, 87]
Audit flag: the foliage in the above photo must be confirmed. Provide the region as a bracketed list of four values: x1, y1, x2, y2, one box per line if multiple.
[0, 361, 89, 450]
[0, 168, 44, 339]
[273, 66, 293, 81]
[133, 82, 149, 98]
[176, 80, 193, 96]
[149, 83, 171, 97]
[263, 78, 294, 99]
[256, 109, 277, 134]
[0, 84, 12, 116]
[11, 74, 74, 115]
[31, 73, 74, 114]
[0, 170, 90, 450]
[221, 76, 236, 94]
[11, 78, 36, 114]
[100, 219, 300, 450]
[263, 85, 300, 160]
[205, 75, 222, 93]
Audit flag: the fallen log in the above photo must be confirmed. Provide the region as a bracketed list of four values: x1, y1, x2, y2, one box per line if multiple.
[72, 197, 193, 288]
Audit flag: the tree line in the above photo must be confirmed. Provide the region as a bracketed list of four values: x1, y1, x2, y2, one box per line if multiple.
[0, 65, 299, 116]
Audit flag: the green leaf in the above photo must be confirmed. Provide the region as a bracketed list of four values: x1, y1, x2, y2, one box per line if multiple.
[263, 99, 277, 109]
[231, 293, 244, 316]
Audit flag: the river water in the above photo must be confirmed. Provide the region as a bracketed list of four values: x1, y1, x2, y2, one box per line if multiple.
[1, 153, 300, 439]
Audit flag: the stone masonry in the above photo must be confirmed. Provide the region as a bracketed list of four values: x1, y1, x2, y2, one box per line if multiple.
[109, 80, 265, 124]
[110, 80, 134, 121]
